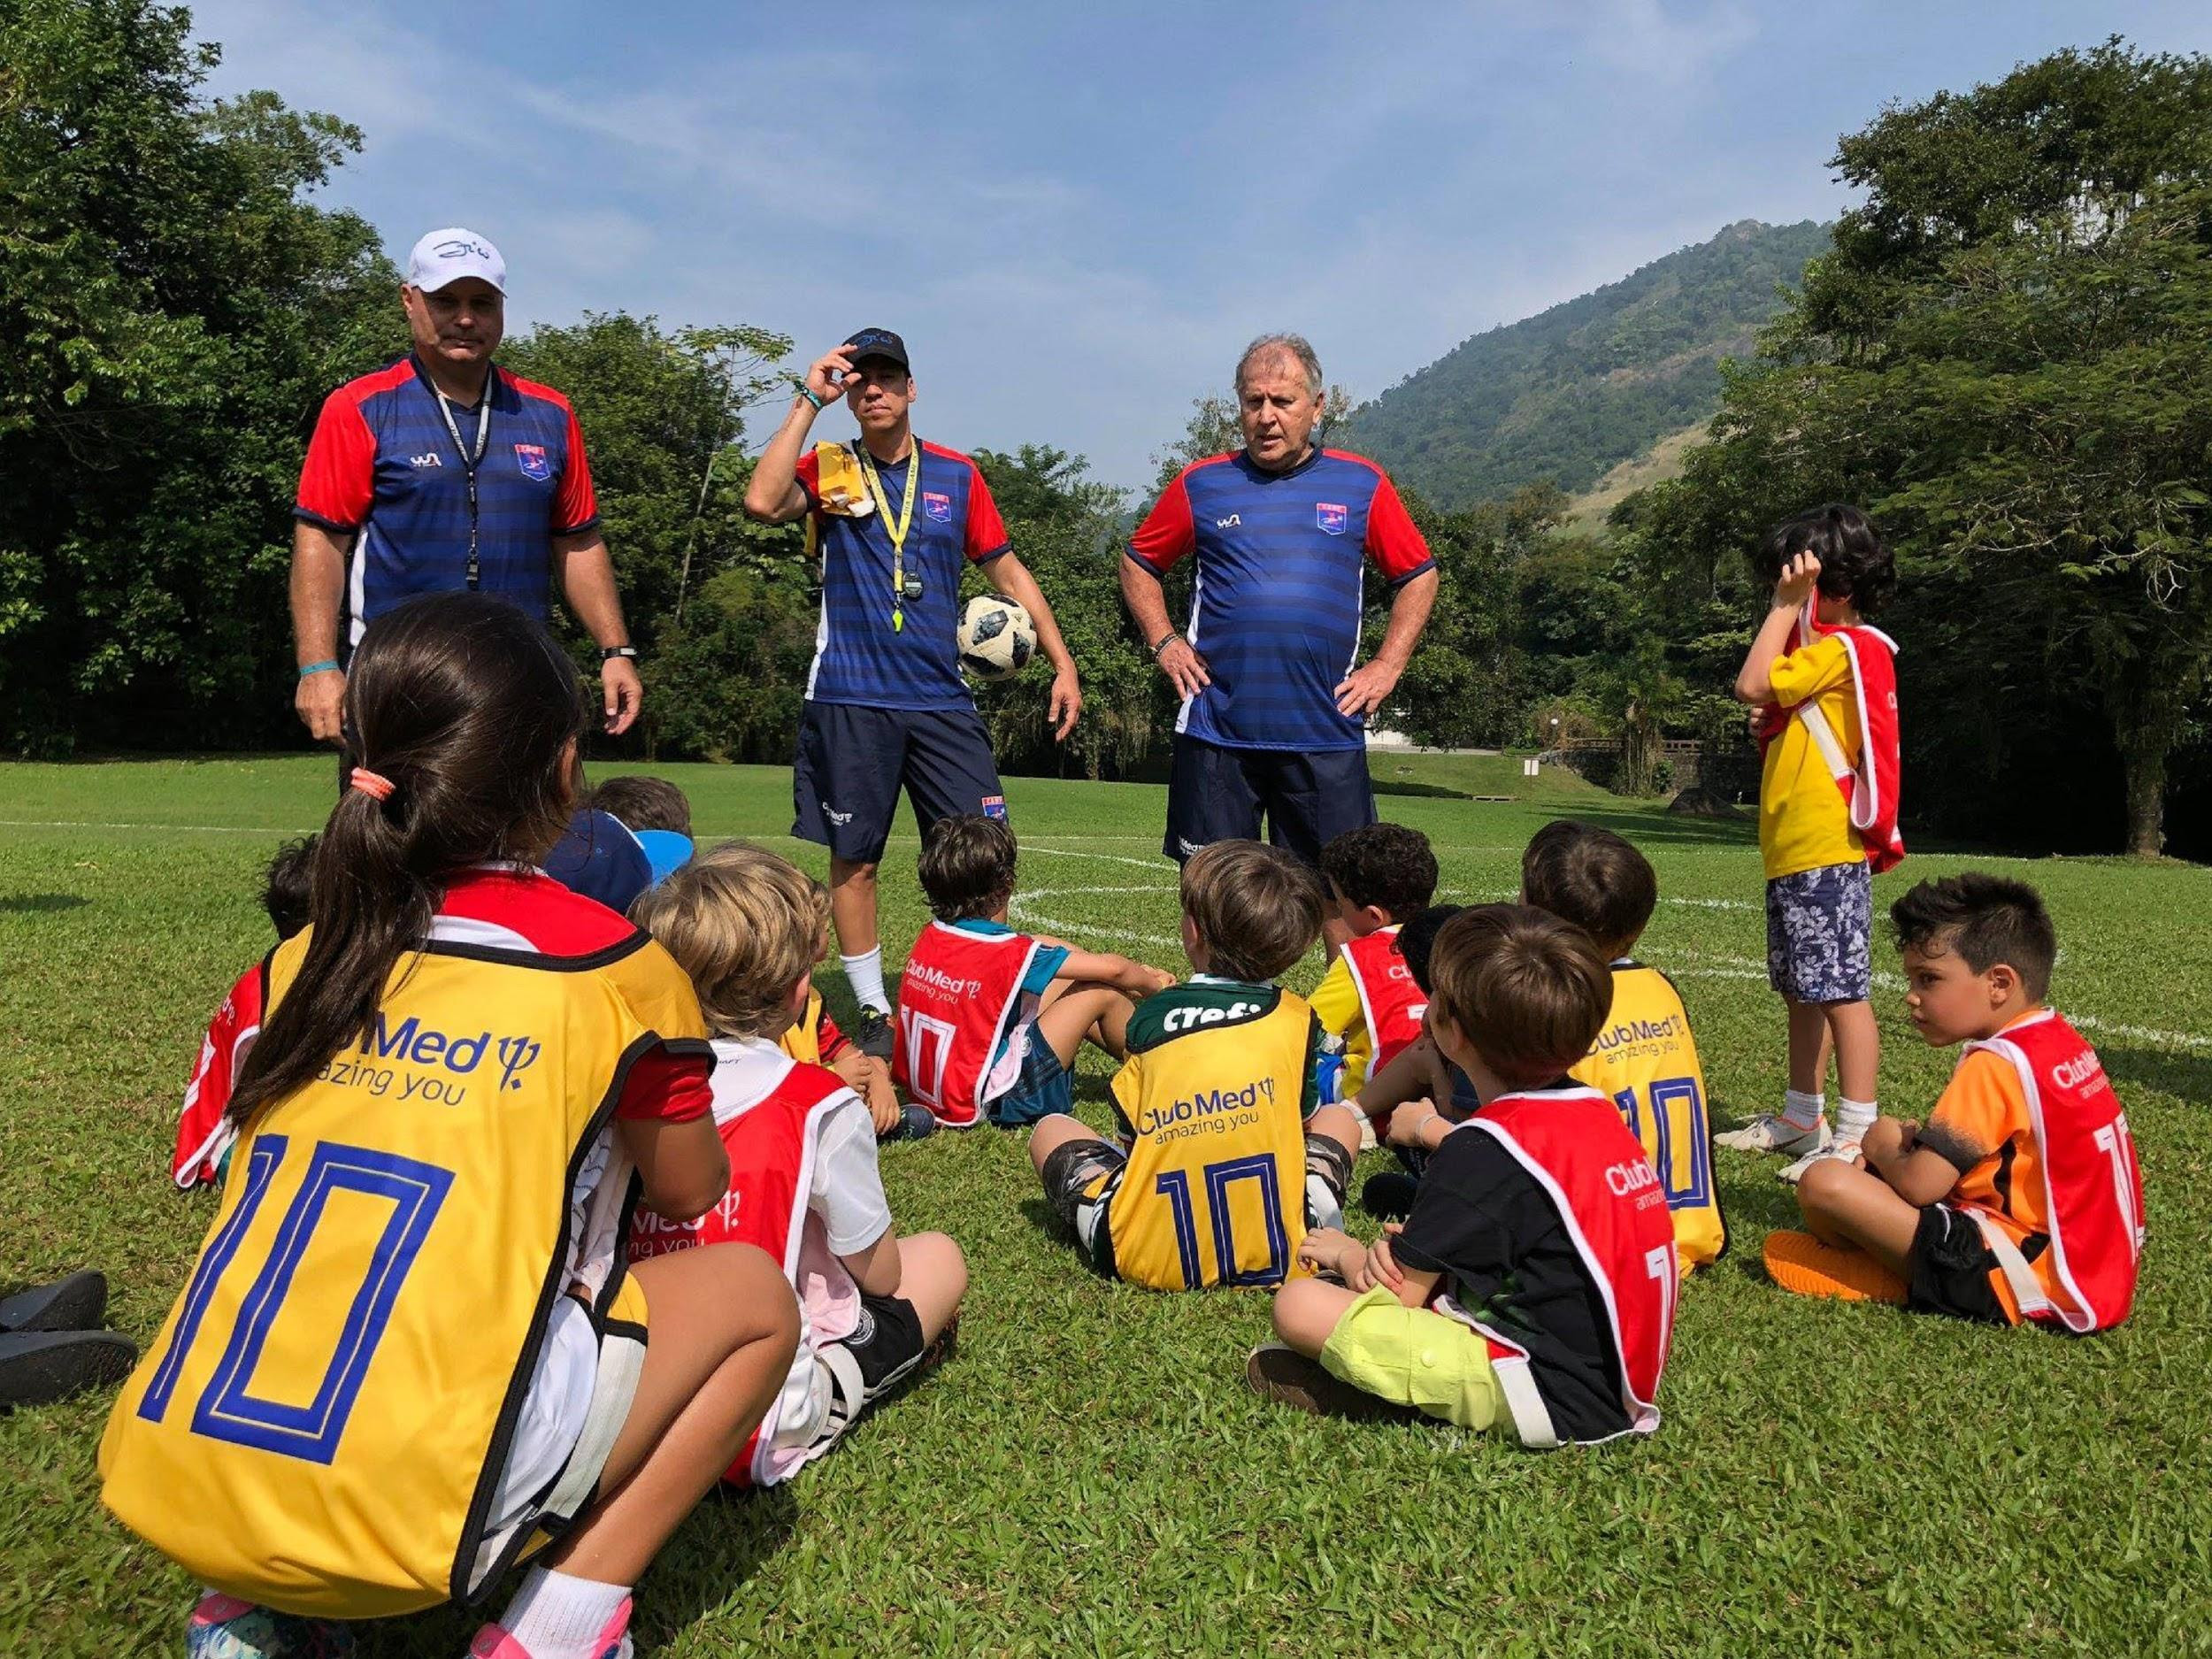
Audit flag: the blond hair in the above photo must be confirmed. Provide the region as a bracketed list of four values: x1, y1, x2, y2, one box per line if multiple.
[631, 841, 818, 1041]
[1180, 841, 1322, 981]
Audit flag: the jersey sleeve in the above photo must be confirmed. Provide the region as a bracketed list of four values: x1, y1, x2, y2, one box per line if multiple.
[552, 403, 600, 535]
[1363, 473, 1435, 586]
[964, 461, 1011, 565]
[810, 1094, 895, 1255]
[1127, 471, 1196, 574]
[1917, 1049, 2029, 1177]
[1309, 955, 1363, 1040]
[616, 1045, 714, 1123]
[817, 1007, 850, 1064]
[794, 446, 823, 508]
[1021, 941, 1071, 998]
[173, 968, 259, 1187]
[294, 389, 376, 531]
[1768, 635, 1853, 710]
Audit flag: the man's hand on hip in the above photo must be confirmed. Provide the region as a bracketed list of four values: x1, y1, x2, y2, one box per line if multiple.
[1333, 657, 1403, 719]
[296, 667, 345, 744]
[1155, 638, 1211, 701]
[602, 657, 643, 735]
[1048, 664, 1084, 742]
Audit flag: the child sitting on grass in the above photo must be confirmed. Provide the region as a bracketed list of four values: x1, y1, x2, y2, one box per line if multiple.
[587, 773, 696, 885]
[1718, 505, 1903, 1183]
[896, 815, 1175, 1129]
[629, 841, 968, 1484]
[171, 834, 317, 1190]
[1343, 902, 1471, 1219]
[1030, 841, 1365, 1291]
[785, 873, 935, 1142]
[1310, 823, 1440, 1104]
[1767, 873, 2144, 1333]
[1250, 905, 1678, 1442]
[1519, 819, 1727, 1271]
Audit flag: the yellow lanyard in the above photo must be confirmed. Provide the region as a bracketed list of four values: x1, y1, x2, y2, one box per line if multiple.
[855, 440, 919, 632]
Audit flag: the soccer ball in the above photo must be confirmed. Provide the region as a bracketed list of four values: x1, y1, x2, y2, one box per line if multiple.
[957, 595, 1037, 681]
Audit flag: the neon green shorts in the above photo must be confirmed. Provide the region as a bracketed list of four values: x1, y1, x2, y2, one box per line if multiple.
[1317, 1286, 1504, 1431]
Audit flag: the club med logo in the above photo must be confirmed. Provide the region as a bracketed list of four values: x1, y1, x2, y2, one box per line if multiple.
[1316, 502, 1348, 535]
[905, 961, 984, 1000]
[1605, 1158, 1660, 1197]
[1135, 1076, 1275, 1134]
[2054, 1051, 2108, 1092]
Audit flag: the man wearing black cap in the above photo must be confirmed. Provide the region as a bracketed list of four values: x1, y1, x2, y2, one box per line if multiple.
[745, 331, 1082, 1055]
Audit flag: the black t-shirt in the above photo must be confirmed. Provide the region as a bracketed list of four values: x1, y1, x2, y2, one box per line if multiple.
[1394, 1122, 1632, 1443]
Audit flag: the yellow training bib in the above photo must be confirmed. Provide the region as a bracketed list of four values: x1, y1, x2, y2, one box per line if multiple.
[1107, 980, 1320, 1291]
[1571, 963, 1727, 1270]
[100, 924, 710, 1618]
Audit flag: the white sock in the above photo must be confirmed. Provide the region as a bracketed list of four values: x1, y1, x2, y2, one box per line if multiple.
[1780, 1088, 1826, 1132]
[841, 949, 890, 1015]
[1835, 1096, 1878, 1146]
[497, 1566, 629, 1658]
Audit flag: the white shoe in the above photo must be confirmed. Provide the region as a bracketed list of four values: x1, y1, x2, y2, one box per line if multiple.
[1714, 1114, 1831, 1157]
[1778, 1140, 1863, 1186]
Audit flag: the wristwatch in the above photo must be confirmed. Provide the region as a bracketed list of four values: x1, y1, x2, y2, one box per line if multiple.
[601, 646, 638, 661]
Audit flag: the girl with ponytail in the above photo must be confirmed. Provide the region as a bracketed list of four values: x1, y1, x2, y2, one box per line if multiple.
[103, 593, 800, 1659]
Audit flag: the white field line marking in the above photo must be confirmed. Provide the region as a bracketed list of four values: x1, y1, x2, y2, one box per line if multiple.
[1664, 950, 2212, 1055]
[1006, 886, 1183, 949]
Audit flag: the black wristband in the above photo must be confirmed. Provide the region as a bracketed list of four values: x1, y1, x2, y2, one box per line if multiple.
[1148, 632, 1181, 658]
[601, 646, 638, 661]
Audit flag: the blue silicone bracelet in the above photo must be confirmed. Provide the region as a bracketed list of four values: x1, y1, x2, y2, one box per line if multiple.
[298, 660, 339, 679]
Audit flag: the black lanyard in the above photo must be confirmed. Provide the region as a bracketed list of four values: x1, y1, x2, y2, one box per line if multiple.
[431, 375, 495, 589]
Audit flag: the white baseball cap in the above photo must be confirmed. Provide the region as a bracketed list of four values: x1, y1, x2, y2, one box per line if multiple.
[406, 227, 506, 294]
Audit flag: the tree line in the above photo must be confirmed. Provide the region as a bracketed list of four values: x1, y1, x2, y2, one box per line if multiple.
[4, 6, 2207, 856]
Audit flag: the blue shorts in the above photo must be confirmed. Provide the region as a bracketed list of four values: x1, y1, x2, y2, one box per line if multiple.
[1164, 734, 1376, 866]
[793, 701, 1006, 865]
[1766, 861, 1873, 1003]
[989, 1029, 1072, 1127]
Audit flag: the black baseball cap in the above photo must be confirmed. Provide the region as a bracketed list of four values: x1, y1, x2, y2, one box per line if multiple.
[842, 327, 910, 372]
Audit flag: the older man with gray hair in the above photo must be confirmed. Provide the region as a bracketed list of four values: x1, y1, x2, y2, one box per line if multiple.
[1123, 333, 1439, 879]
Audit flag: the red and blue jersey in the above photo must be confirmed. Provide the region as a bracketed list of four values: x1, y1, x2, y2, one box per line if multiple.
[295, 356, 599, 652]
[1128, 449, 1433, 752]
[796, 442, 1010, 712]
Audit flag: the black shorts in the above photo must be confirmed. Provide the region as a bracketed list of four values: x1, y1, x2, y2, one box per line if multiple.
[793, 701, 1006, 865]
[832, 1290, 928, 1395]
[1906, 1204, 2012, 1326]
[1164, 734, 1377, 866]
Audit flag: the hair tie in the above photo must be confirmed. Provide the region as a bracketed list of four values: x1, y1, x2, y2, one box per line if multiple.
[349, 767, 396, 802]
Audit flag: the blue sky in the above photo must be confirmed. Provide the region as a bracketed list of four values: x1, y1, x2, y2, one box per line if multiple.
[196, 0, 2212, 495]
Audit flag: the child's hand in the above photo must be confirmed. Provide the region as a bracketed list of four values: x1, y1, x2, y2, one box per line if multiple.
[860, 1060, 901, 1136]
[1860, 1115, 1916, 1168]
[1362, 1225, 1406, 1293]
[1141, 964, 1178, 995]
[1386, 1099, 1439, 1148]
[1774, 549, 1822, 611]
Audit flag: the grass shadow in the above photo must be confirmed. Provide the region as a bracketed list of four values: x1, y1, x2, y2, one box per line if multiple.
[1372, 780, 1479, 801]
[0, 894, 89, 913]
[2100, 1045, 2212, 1109]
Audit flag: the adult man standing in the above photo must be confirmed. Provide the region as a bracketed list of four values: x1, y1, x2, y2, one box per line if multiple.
[290, 228, 643, 742]
[745, 329, 1082, 1054]
[1123, 333, 1438, 871]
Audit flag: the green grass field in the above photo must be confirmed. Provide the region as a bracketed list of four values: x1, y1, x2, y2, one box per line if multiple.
[4, 755, 2208, 1655]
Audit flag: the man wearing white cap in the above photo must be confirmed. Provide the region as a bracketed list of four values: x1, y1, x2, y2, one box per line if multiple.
[289, 227, 643, 740]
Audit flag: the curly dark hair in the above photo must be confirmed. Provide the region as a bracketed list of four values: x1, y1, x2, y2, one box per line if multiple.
[1755, 503, 1896, 618]
[1890, 872, 2056, 1002]
[1319, 822, 1438, 924]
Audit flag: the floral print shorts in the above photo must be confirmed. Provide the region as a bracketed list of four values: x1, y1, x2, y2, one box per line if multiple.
[1765, 861, 1873, 1003]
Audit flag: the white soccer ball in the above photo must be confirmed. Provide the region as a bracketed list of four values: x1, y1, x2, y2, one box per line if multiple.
[956, 595, 1038, 681]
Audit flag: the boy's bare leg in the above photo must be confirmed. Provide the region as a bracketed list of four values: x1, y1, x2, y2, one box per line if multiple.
[1033, 982, 1137, 1068]
[1828, 998, 1880, 1106]
[1794, 1158, 1919, 1277]
[1272, 1277, 1363, 1356]
[1786, 1000, 1832, 1096]
[891, 1232, 967, 1342]
[1028, 1110, 1104, 1174]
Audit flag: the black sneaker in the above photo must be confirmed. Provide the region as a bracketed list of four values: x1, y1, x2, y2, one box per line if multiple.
[1361, 1171, 1419, 1222]
[853, 1006, 895, 1061]
[0, 1329, 137, 1410]
[1244, 1343, 1422, 1423]
[0, 1270, 107, 1333]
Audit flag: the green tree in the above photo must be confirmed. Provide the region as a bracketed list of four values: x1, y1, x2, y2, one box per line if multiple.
[0, 0, 402, 752]
[1632, 40, 2212, 854]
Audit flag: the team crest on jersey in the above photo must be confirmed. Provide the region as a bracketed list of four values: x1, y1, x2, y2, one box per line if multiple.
[1316, 502, 1348, 535]
[924, 490, 953, 524]
[981, 795, 1007, 819]
[513, 442, 552, 481]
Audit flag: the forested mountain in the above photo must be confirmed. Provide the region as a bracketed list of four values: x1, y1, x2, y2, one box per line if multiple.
[1337, 219, 1832, 507]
